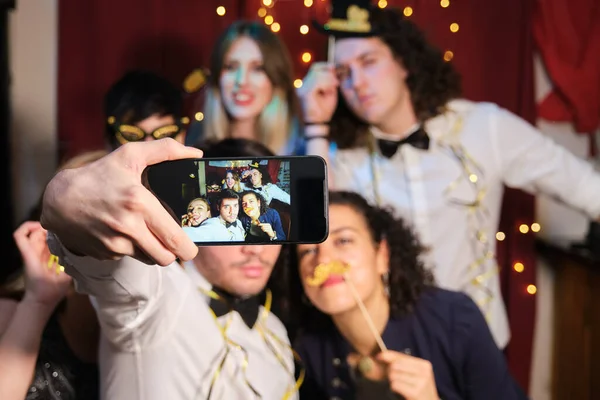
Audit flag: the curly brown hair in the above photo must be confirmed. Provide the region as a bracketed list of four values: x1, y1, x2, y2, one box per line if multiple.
[331, 7, 462, 149]
[270, 191, 435, 338]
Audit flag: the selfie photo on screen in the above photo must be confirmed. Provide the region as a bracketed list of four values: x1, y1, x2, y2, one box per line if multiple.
[181, 159, 291, 243]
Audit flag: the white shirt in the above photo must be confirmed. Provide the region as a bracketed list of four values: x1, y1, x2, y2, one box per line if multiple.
[331, 99, 600, 348]
[241, 183, 291, 205]
[183, 216, 245, 242]
[47, 234, 297, 400]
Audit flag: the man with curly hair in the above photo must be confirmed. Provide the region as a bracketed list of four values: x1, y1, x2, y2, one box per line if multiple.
[299, 0, 600, 350]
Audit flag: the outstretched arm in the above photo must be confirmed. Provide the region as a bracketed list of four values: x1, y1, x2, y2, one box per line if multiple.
[40, 139, 204, 265]
[492, 106, 600, 220]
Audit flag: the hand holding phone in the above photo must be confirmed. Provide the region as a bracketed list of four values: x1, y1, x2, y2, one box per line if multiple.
[144, 156, 329, 245]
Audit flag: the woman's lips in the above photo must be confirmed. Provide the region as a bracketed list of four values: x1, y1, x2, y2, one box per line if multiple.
[233, 91, 255, 106]
[321, 275, 345, 288]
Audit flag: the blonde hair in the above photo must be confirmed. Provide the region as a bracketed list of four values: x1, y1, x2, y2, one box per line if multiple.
[223, 170, 242, 192]
[203, 21, 301, 155]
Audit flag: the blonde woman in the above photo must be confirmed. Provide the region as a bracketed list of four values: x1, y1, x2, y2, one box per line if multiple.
[198, 20, 302, 155]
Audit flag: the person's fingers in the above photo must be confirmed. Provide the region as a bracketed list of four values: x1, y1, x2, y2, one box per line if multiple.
[377, 350, 411, 364]
[388, 368, 420, 382]
[29, 229, 49, 257]
[13, 220, 43, 240]
[310, 61, 334, 71]
[116, 139, 204, 171]
[14, 221, 46, 269]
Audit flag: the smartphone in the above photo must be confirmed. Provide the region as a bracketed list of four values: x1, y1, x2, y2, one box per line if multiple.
[144, 156, 328, 245]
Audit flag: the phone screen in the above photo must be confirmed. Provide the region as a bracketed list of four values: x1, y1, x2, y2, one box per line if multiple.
[144, 156, 328, 245]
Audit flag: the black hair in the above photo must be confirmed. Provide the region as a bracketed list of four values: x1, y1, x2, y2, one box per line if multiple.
[331, 7, 462, 149]
[104, 70, 183, 148]
[240, 190, 268, 215]
[275, 191, 435, 339]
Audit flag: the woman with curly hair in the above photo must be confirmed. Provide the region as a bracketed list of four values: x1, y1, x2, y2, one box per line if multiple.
[285, 191, 526, 400]
[298, 0, 600, 351]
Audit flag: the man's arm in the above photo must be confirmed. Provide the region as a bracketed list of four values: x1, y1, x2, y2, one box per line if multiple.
[270, 185, 291, 205]
[47, 233, 170, 348]
[40, 139, 203, 266]
[491, 106, 600, 220]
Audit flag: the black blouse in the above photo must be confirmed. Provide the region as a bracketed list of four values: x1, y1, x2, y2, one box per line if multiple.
[26, 312, 99, 400]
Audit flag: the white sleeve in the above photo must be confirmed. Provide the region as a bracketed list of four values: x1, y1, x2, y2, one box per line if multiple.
[491, 106, 600, 219]
[271, 185, 291, 204]
[329, 146, 358, 192]
[46, 232, 174, 349]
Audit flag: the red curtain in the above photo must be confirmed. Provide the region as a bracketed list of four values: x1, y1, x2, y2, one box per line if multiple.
[58, 0, 537, 391]
[533, 0, 600, 136]
[57, 0, 244, 160]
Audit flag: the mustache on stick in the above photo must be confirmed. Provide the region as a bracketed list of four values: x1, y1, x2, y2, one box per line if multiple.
[304, 260, 387, 354]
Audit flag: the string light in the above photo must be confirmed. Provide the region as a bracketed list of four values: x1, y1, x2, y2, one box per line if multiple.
[513, 262, 524, 273]
[527, 284, 537, 295]
[304, 0, 313, 6]
[263, 0, 273, 6]
[294, 79, 303, 88]
[195, 112, 204, 121]
[469, 174, 478, 183]
[441, 1, 455, 60]
[216, 6, 226, 16]
[302, 52, 312, 63]
[531, 223, 541, 232]
[495, 232, 505, 241]
[519, 224, 530, 234]
[271, 22, 280, 32]
[300, 25, 309, 34]
[403, 6, 413, 17]
[265, 15, 274, 25]
[378, 0, 387, 8]
[258, 7, 267, 17]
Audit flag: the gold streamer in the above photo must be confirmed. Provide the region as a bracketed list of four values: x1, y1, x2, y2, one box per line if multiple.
[198, 288, 303, 399]
[47, 254, 65, 275]
[305, 261, 350, 287]
[367, 114, 498, 321]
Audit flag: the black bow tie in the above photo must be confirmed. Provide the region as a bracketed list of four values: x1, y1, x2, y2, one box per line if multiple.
[376, 127, 430, 158]
[254, 187, 262, 191]
[225, 221, 238, 228]
[208, 286, 260, 328]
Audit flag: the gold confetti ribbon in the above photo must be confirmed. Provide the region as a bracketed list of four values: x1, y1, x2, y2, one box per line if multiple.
[305, 260, 350, 287]
[367, 114, 498, 322]
[198, 288, 303, 399]
[47, 254, 65, 275]
[305, 261, 387, 353]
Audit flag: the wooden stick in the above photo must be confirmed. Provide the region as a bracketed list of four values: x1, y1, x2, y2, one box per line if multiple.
[343, 273, 388, 352]
[327, 36, 335, 63]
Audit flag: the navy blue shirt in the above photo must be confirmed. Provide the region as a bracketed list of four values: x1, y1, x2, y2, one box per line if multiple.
[295, 288, 528, 400]
[240, 208, 286, 241]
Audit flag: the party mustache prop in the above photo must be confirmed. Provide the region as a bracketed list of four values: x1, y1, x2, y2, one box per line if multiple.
[305, 260, 350, 286]
[304, 260, 388, 362]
